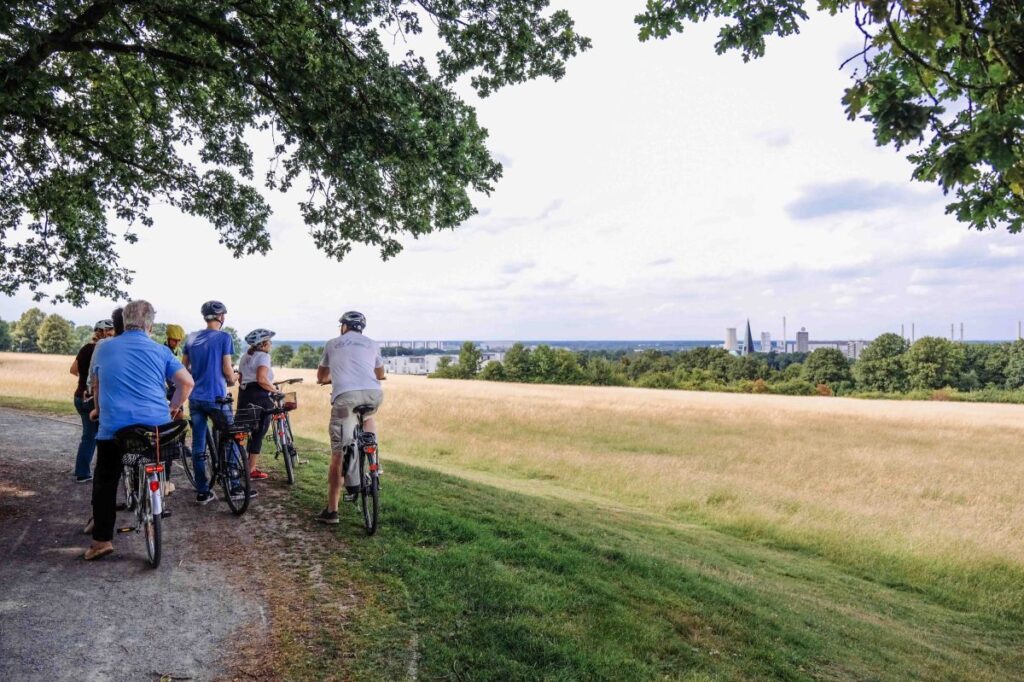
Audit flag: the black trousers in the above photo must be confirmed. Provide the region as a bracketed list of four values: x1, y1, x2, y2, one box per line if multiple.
[238, 385, 274, 455]
[91, 439, 122, 542]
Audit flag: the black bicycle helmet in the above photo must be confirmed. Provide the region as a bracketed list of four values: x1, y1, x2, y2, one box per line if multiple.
[201, 300, 228, 320]
[339, 311, 366, 332]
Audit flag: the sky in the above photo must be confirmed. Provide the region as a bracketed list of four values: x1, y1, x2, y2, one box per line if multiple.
[3, 2, 1022, 342]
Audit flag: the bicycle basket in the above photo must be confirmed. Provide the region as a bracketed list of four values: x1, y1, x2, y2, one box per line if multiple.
[282, 391, 297, 411]
[226, 405, 264, 434]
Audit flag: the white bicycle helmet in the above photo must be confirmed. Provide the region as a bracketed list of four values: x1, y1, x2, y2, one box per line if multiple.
[244, 328, 275, 347]
[93, 319, 115, 331]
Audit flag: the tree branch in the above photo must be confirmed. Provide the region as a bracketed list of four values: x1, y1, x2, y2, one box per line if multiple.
[0, 1, 120, 97]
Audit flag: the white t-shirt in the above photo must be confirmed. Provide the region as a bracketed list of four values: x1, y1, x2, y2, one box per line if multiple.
[319, 333, 383, 402]
[239, 350, 273, 388]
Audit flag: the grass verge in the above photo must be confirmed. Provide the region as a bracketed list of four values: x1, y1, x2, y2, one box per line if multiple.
[284, 435, 1024, 681]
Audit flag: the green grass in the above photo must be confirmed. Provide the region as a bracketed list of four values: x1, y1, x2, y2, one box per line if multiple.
[284, 436, 1024, 681]
[0, 394, 77, 415]
[6, 396, 1021, 680]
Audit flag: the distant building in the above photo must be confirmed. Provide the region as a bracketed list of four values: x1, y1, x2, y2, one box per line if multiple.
[744, 320, 754, 356]
[760, 331, 771, 353]
[725, 328, 737, 352]
[796, 327, 810, 353]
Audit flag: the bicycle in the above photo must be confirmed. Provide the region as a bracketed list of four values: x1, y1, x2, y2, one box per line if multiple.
[269, 378, 302, 484]
[113, 420, 189, 568]
[179, 396, 257, 515]
[347, 405, 381, 535]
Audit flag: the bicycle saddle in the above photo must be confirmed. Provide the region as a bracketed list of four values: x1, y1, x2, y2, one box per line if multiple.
[353, 404, 376, 416]
[115, 420, 190, 449]
[215, 395, 234, 405]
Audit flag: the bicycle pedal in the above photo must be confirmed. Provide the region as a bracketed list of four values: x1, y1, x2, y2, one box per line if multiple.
[161, 510, 173, 518]
[116, 526, 136, 534]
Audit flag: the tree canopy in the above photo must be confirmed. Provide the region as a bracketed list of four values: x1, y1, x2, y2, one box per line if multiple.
[0, 1, 589, 304]
[636, 0, 1024, 233]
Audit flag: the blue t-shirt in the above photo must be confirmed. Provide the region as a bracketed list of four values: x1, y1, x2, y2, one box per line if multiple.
[183, 329, 234, 402]
[94, 330, 185, 440]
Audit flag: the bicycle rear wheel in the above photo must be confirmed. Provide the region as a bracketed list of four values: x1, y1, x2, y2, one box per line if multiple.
[179, 444, 198, 490]
[141, 475, 161, 568]
[222, 439, 251, 516]
[359, 453, 379, 536]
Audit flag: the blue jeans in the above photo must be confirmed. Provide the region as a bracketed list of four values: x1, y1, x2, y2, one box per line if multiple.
[191, 399, 230, 494]
[190, 399, 242, 494]
[73, 395, 97, 478]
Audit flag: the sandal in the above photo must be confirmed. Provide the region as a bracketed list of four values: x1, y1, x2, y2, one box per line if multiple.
[83, 545, 114, 561]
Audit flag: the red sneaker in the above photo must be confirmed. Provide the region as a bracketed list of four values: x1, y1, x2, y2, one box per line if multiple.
[250, 469, 269, 480]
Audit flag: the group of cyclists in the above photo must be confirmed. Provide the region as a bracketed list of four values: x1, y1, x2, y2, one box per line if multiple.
[73, 299, 385, 561]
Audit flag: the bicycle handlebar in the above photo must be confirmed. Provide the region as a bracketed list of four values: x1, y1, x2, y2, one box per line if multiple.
[273, 378, 303, 387]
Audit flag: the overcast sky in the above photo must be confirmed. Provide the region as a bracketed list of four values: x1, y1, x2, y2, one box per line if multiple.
[3, 2, 1022, 342]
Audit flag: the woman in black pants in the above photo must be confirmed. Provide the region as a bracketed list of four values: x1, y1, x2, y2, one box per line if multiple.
[237, 328, 277, 480]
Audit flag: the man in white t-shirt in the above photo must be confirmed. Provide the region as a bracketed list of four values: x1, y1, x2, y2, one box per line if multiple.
[315, 311, 385, 524]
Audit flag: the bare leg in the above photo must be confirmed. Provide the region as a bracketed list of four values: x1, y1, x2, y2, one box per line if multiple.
[327, 451, 344, 512]
[249, 453, 260, 473]
[363, 416, 377, 434]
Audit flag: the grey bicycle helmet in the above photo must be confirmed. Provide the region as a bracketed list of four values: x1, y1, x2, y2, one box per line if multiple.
[339, 311, 366, 332]
[200, 300, 227, 320]
[93, 319, 114, 331]
[244, 328, 275, 347]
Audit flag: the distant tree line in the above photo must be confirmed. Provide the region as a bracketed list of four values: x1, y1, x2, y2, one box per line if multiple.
[2, 307, 326, 369]
[431, 335, 1024, 402]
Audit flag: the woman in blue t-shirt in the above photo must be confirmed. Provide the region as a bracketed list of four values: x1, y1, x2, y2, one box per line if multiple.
[237, 328, 277, 480]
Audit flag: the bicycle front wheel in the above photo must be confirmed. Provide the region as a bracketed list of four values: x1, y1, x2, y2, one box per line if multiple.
[222, 440, 251, 516]
[141, 479, 161, 568]
[360, 455, 379, 536]
[282, 424, 296, 485]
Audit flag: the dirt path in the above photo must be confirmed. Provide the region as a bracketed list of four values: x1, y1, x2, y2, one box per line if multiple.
[0, 409, 283, 681]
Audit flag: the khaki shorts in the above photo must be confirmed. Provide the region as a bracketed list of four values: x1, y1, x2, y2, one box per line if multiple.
[328, 389, 383, 454]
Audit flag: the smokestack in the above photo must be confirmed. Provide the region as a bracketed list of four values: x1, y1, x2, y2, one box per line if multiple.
[901, 323, 905, 340]
[783, 316, 787, 354]
[960, 323, 964, 342]
[912, 323, 915, 343]
[951, 323, 955, 341]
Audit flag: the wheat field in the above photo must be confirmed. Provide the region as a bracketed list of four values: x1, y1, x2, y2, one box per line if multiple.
[4, 351, 1024, 567]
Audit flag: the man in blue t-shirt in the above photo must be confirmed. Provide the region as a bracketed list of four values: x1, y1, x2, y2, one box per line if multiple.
[183, 300, 241, 504]
[84, 299, 194, 561]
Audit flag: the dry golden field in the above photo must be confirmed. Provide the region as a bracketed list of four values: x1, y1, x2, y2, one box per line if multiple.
[4, 350, 1024, 567]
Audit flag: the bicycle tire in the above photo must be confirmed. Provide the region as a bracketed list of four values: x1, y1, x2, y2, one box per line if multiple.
[123, 466, 138, 512]
[179, 443, 197, 490]
[222, 439, 251, 515]
[359, 453, 379, 536]
[141, 477, 161, 568]
[282, 425, 296, 485]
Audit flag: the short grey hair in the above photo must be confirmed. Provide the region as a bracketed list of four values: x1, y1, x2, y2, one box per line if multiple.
[123, 299, 156, 331]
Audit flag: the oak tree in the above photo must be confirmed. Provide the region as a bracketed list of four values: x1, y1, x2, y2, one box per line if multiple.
[1, 1, 589, 304]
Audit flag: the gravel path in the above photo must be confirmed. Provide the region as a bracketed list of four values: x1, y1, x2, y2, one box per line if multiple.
[0, 408, 263, 682]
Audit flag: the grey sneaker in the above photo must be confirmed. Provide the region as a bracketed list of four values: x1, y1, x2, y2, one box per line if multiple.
[196, 491, 216, 505]
[315, 509, 339, 525]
